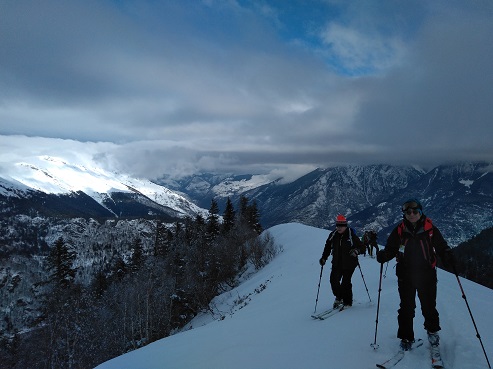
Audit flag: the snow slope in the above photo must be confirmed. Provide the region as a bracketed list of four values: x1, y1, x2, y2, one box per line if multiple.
[0, 154, 208, 217]
[95, 223, 493, 369]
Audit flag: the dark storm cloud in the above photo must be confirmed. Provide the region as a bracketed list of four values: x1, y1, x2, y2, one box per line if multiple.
[0, 0, 492, 180]
[350, 3, 493, 167]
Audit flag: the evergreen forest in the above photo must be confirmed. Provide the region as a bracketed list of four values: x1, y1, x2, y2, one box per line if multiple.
[0, 196, 281, 369]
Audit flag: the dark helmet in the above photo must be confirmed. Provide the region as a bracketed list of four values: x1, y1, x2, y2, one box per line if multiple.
[401, 198, 423, 212]
[401, 198, 423, 217]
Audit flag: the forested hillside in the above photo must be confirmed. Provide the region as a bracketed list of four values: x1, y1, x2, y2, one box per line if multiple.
[452, 226, 493, 289]
[0, 197, 280, 369]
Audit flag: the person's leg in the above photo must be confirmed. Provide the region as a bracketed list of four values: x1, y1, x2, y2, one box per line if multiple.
[340, 268, 356, 306]
[397, 277, 417, 341]
[418, 271, 440, 334]
[329, 267, 343, 303]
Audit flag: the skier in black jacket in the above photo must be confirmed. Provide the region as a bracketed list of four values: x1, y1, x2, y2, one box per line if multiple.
[319, 215, 366, 308]
[377, 199, 455, 351]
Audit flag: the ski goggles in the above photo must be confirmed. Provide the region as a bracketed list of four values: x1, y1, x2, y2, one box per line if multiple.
[403, 208, 421, 215]
[402, 201, 422, 215]
[402, 201, 420, 212]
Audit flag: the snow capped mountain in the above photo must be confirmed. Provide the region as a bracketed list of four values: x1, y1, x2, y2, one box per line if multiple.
[169, 163, 493, 247]
[2, 151, 492, 248]
[158, 172, 278, 209]
[349, 162, 493, 246]
[0, 155, 208, 219]
[95, 223, 493, 369]
[0, 176, 31, 197]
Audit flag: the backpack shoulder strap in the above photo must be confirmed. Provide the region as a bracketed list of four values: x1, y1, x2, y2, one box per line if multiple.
[397, 221, 405, 239]
[424, 217, 433, 238]
[348, 227, 354, 247]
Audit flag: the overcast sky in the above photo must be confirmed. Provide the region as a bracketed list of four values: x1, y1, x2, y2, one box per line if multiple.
[1, 0, 492, 181]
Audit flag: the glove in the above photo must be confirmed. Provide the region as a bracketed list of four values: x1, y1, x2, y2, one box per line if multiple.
[376, 250, 387, 264]
[442, 249, 456, 269]
[319, 258, 326, 266]
[349, 249, 359, 258]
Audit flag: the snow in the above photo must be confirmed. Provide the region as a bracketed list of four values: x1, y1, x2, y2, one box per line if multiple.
[95, 223, 493, 369]
[459, 179, 474, 188]
[212, 174, 277, 197]
[1, 154, 208, 217]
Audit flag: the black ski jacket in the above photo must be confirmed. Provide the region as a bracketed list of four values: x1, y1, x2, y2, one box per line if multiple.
[321, 228, 365, 270]
[379, 216, 451, 277]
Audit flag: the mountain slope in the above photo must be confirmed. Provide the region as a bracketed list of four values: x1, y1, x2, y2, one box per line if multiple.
[0, 155, 208, 219]
[349, 162, 493, 246]
[95, 223, 493, 369]
[170, 162, 493, 247]
[239, 165, 423, 228]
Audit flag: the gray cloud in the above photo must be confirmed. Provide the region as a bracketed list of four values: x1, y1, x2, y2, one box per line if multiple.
[0, 0, 492, 180]
[351, 2, 493, 166]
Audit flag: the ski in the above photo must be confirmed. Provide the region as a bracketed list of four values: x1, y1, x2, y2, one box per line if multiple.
[376, 339, 423, 369]
[430, 345, 444, 368]
[311, 305, 345, 320]
[376, 350, 404, 369]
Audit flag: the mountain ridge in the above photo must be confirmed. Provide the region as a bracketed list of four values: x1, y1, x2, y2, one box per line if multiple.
[2, 157, 493, 246]
[161, 162, 493, 246]
[0, 155, 209, 221]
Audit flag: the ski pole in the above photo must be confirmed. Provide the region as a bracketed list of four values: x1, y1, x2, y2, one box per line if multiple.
[357, 261, 371, 302]
[314, 264, 324, 313]
[371, 262, 384, 350]
[453, 265, 491, 368]
[383, 261, 389, 278]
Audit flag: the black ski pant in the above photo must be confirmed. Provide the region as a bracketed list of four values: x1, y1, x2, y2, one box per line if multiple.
[397, 268, 440, 341]
[367, 243, 379, 257]
[329, 266, 356, 306]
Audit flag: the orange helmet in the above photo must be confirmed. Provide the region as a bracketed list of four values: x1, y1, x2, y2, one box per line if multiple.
[336, 214, 347, 226]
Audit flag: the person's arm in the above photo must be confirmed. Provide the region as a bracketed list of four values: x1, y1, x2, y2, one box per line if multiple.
[377, 227, 399, 263]
[320, 231, 335, 264]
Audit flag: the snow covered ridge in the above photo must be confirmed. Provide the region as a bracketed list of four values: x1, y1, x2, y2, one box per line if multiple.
[95, 223, 493, 369]
[0, 155, 208, 218]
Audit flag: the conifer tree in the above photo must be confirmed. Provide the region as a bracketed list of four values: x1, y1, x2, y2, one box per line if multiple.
[46, 237, 76, 289]
[92, 270, 108, 298]
[129, 237, 144, 273]
[239, 195, 249, 219]
[154, 221, 168, 257]
[222, 197, 236, 234]
[246, 200, 262, 234]
[237, 196, 262, 234]
[112, 256, 127, 281]
[206, 199, 220, 243]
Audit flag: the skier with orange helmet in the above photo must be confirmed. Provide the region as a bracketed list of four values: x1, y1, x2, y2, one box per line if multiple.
[319, 214, 366, 308]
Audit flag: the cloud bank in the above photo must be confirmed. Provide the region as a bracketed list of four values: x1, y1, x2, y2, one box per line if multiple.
[0, 0, 492, 180]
